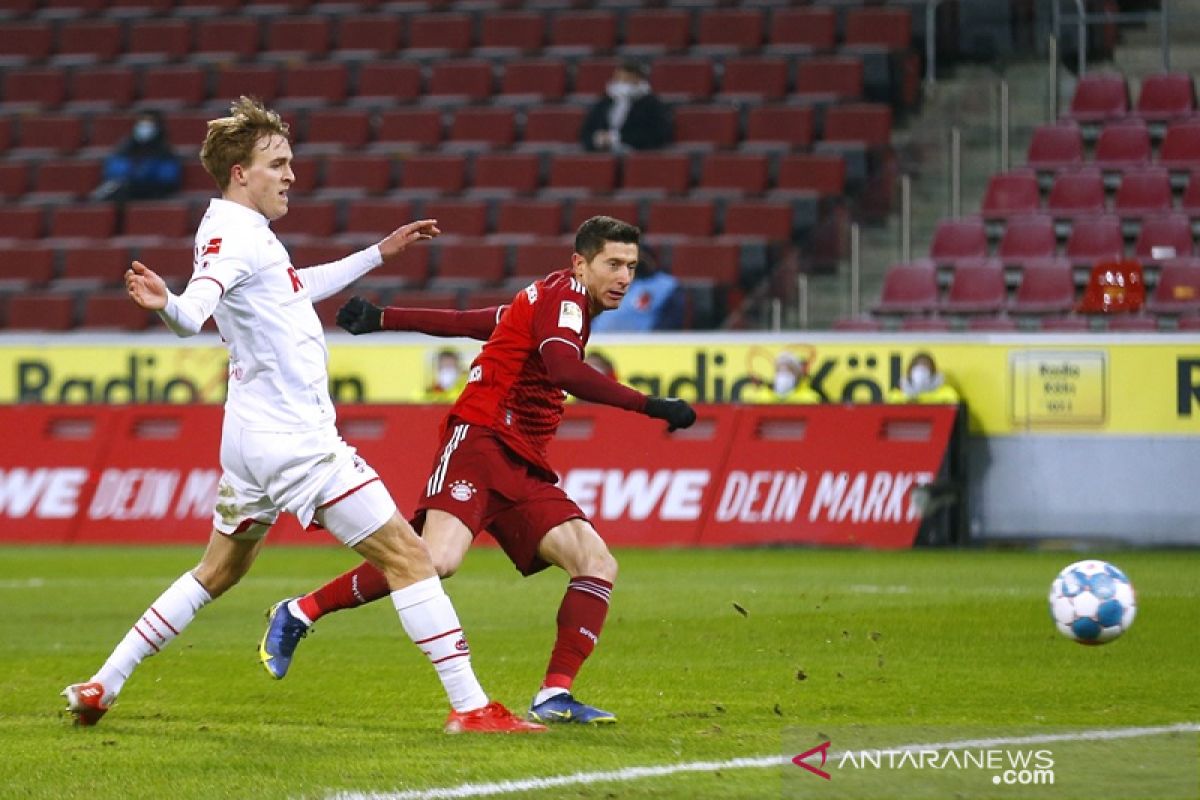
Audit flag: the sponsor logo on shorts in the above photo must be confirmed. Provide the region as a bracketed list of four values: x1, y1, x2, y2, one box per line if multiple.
[448, 480, 476, 502]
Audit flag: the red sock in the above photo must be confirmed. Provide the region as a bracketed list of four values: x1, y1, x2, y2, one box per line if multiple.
[296, 561, 390, 623]
[543, 577, 613, 691]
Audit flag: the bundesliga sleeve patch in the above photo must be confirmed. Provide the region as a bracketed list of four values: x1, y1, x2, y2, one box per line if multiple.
[201, 238, 222, 256]
[558, 300, 583, 333]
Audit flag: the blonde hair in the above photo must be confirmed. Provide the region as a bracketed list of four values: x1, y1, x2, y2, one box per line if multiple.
[200, 96, 290, 192]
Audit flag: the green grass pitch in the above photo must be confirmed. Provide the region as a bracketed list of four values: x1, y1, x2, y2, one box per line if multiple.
[1, 545, 1196, 799]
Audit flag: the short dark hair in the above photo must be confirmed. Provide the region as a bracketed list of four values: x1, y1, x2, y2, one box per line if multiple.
[574, 215, 640, 261]
[618, 59, 649, 79]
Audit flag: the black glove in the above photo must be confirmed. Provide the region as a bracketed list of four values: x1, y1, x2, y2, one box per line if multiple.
[644, 397, 697, 432]
[336, 296, 383, 335]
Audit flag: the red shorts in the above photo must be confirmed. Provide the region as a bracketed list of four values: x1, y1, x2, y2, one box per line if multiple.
[413, 421, 586, 576]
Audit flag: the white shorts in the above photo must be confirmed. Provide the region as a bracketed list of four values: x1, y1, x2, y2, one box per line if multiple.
[213, 414, 397, 547]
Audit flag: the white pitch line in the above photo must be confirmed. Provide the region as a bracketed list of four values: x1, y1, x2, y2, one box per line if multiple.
[326, 722, 1200, 800]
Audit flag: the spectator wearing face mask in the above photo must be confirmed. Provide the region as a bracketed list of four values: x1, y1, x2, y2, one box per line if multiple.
[743, 352, 822, 404]
[887, 352, 961, 404]
[580, 60, 672, 153]
[92, 110, 183, 202]
[420, 348, 468, 403]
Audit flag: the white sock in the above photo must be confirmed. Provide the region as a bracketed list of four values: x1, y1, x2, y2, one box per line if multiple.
[92, 572, 211, 700]
[392, 576, 488, 713]
[533, 686, 570, 706]
[286, 599, 313, 626]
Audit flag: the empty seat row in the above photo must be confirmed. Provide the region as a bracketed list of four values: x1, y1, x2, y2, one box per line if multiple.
[981, 167, 1200, 220]
[1027, 119, 1200, 173]
[1065, 71, 1197, 125]
[0, 7, 913, 65]
[836, 312, 1200, 333]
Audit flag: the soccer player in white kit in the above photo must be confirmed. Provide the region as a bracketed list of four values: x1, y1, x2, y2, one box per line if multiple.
[61, 97, 544, 734]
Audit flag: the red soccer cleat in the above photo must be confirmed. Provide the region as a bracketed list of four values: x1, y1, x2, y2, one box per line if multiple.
[61, 682, 111, 727]
[445, 701, 548, 734]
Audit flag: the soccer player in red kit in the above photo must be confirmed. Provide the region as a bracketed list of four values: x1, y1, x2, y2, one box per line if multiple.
[259, 216, 696, 724]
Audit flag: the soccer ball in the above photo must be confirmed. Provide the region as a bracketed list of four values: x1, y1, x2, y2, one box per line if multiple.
[1048, 560, 1136, 644]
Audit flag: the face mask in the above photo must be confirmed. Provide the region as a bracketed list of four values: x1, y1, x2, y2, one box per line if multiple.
[607, 81, 634, 100]
[773, 371, 798, 396]
[909, 364, 933, 389]
[133, 120, 157, 143]
[436, 365, 460, 390]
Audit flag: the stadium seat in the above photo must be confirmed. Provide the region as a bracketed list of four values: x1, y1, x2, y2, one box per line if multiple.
[1145, 258, 1200, 315]
[399, 154, 468, 195]
[280, 63, 348, 106]
[428, 61, 495, 104]
[32, 159, 102, 200]
[548, 154, 617, 194]
[766, 7, 836, 54]
[271, 201, 339, 238]
[1159, 121, 1200, 171]
[322, 154, 392, 196]
[774, 154, 847, 199]
[1009, 263, 1076, 315]
[548, 12, 617, 56]
[899, 316, 953, 332]
[423, 198, 490, 238]
[0, 23, 54, 64]
[722, 200, 793, 241]
[58, 243, 130, 286]
[5, 293, 75, 331]
[471, 153, 541, 195]
[647, 199, 717, 237]
[334, 14, 403, 57]
[342, 198, 417, 237]
[511, 239, 569, 284]
[572, 58, 620, 98]
[163, 111, 212, 151]
[1183, 173, 1200, 217]
[1047, 168, 1107, 219]
[832, 316, 884, 332]
[569, 198, 640, 230]
[941, 260, 1006, 314]
[1040, 315, 1092, 331]
[522, 107, 584, 147]
[125, 20, 192, 62]
[140, 66, 208, 108]
[1180, 315, 1200, 330]
[650, 58, 715, 102]
[966, 314, 1019, 332]
[698, 153, 770, 196]
[354, 62, 423, 104]
[1113, 167, 1173, 219]
[499, 60, 568, 103]
[1094, 121, 1151, 170]
[194, 18, 261, 61]
[68, 68, 136, 109]
[981, 170, 1042, 220]
[448, 107, 516, 149]
[1065, 215, 1125, 265]
[1133, 72, 1196, 123]
[407, 13, 473, 56]
[16, 115, 84, 154]
[123, 201, 192, 239]
[81, 292, 152, 330]
[929, 217, 988, 264]
[214, 65, 280, 106]
[997, 215, 1058, 262]
[0, 245, 54, 290]
[1026, 124, 1084, 173]
[266, 17, 331, 59]
[432, 239, 508, 286]
[822, 104, 892, 147]
[795, 57, 864, 101]
[0, 163, 30, 201]
[694, 8, 765, 55]
[3, 68, 68, 108]
[718, 57, 790, 102]
[50, 205, 117, 238]
[872, 261, 939, 315]
[374, 109, 443, 150]
[55, 20, 123, 63]
[745, 105, 814, 150]
[623, 10, 691, 55]
[1133, 214, 1194, 262]
[304, 110, 370, 151]
[135, 240, 195, 288]
[0, 207, 44, 239]
[672, 106, 739, 150]
[669, 241, 741, 285]
[478, 12, 545, 55]
[495, 199, 563, 237]
[620, 152, 692, 196]
[1064, 72, 1129, 123]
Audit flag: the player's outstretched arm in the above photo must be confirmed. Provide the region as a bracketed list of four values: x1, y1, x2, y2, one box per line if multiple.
[300, 220, 443, 303]
[125, 260, 167, 310]
[337, 296, 505, 341]
[127, 260, 221, 338]
[377, 219, 440, 261]
[542, 341, 697, 432]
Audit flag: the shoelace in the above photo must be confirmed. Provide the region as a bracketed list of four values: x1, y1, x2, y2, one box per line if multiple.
[278, 616, 311, 649]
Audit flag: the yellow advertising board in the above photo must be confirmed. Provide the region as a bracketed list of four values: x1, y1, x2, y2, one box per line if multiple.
[2, 336, 1198, 436]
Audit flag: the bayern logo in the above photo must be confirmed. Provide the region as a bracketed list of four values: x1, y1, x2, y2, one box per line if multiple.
[449, 480, 475, 502]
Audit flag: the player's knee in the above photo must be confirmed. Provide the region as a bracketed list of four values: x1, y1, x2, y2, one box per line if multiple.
[430, 548, 463, 579]
[568, 544, 617, 582]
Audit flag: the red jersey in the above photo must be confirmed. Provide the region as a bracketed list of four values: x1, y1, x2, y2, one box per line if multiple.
[449, 269, 591, 476]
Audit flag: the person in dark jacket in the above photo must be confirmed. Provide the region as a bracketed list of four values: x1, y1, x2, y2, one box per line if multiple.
[93, 110, 182, 201]
[580, 61, 671, 153]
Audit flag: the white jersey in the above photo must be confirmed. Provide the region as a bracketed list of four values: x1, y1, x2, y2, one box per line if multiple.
[160, 198, 384, 432]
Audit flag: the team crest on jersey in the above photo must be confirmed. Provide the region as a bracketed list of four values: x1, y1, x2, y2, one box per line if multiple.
[448, 480, 476, 502]
[525, 284, 538, 304]
[558, 301, 583, 333]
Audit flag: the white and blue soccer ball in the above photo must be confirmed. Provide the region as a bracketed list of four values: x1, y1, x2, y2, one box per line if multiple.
[1048, 560, 1136, 645]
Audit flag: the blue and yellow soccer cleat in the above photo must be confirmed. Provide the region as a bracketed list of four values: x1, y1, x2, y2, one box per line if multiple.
[258, 599, 310, 680]
[527, 692, 617, 725]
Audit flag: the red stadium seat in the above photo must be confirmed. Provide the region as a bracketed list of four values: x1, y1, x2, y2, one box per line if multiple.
[929, 217, 988, 264]
[341, 198, 416, 237]
[387, 290, 459, 310]
[775, 154, 846, 198]
[1133, 214, 1194, 261]
[767, 7, 836, 54]
[718, 57, 790, 102]
[163, 111, 212, 152]
[16, 115, 84, 154]
[1133, 72, 1196, 123]
[1183, 173, 1200, 217]
[1065, 215, 1125, 265]
[323, 154, 393, 196]
[472, 153, 541, 195]
[1158, 121, 1200, 171]
[408, 13, 473, 55]
[56, 20, 123, 62]
[646, 199, 717, 237]
[432, 240, 508, 286]
[1047, 168, 1106, 218]
[548, 154, 617, 194]
[572, 58, 620, 97]
[32, 159, 102, 199]
[194, 18, 261, 60]
[698, 153, 770, 196]
[823, 104, 892, 147]
[355, 62, 423, 104]
[266, 17, 331, 58]
[845, 7, 912, 50]
[548, 12, 616, 55]
[399, 154, 467, 195]
[745, 105, 814, 150]
[669, 241, 741, 285]
[981, 170, 1042, 220]
[449, 107, 516, 148]
[620, 152, 691, 195]
[1065, 72, 1129, 123]
[872, 261, 938, 315]
[123, 201, 192, 239]
[1094, 121, 1151, 170]
[374, 109, 443, 151]
[997, 215, 1058, 262]
[81, 292, 152, 330]
[68, 68, 136, 109]
[672, 106, 739, 150]
[0, 23, 54, 64]
[1106, 314, 1160, 331]
[478, 13, 545, 54]
[3, 68, 68, 108]
[795, 57, 864, 101]
[272, 201, 339, 238]
[495, 199, 563, 236]
[214, 65, 280, 106]
[1145, 258, 1200, 315]
[5, 293, 76, 331]
[0, 207, 44, 239]
[305, 109, 370, 151]
[623, 10, 691, 54]
[1026, 124, 1084, 172]
[125, 20, 192, 62]
[141, 66, 208, 107]
[422, 198, 490, 238]
[569, 198, 639, 230]
[650, 58, 715, 102]
[334, 15, 403, 57]
[694, 9, 765, 54]
[58, 243, 130, 286]
[513, 238, 571, 283]
[1009, 263, 1076, 315]
[522, 107, 584, 146]
[50, 205, 117, 238]
[0, 244, 54, 289]
[900, 316, 953, 332]
[941, 260, 1006, 314]
[428, 61, 495, 103]
[281, 63, 348, 106]
[135, 240, 195, 288]
[499, 60, 568, 103]
[723, 200, 793, 240]
[832, 316, 884, 332]
[1113, 167, 1173, 219]
[0, 163, 30, 201]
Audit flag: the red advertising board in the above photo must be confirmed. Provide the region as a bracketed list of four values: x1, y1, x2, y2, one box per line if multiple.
[0, 404, 958, 548]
